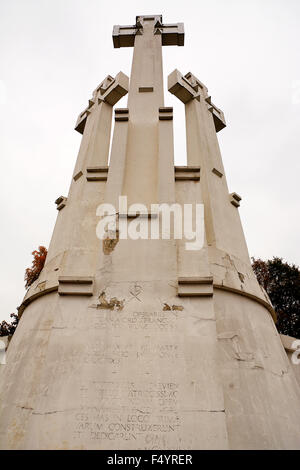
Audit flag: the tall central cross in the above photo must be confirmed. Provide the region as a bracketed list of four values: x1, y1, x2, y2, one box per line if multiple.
[113, 15, 184, 118]
[107, 16, 184, 208]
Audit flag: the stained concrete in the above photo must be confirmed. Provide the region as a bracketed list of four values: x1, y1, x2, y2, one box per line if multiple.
[0, 15, 300, 450]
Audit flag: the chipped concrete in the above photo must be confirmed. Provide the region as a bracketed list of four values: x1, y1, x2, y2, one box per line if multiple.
[97, 291, 124, 311]
[103, 230, 119, 255]
[163, 303, 184, 311]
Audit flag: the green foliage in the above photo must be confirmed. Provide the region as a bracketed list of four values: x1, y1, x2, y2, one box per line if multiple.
[0, 313, 19, 337]
[252, 257, 300, 339]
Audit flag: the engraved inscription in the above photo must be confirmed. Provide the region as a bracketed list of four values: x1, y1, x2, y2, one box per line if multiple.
[91, 310, 179, 331]
[73, 381, 181, 448]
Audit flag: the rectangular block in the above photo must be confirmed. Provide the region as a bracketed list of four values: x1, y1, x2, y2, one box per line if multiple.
[112, 25, 136, 48]
[212, 168, 223, 178]
[73, 170, 83, 182]
[55, 196, 67, 211]
[162, 23, 184, 46]
[139, 87, 154, 93]
[159, 106, 173, 121]
[115, 108, 129, 121]
[86, 166, 109, 182]
[175, 166, 200, 181]
[58, 277, 94, 296]
[178, 277, 213, 297]
[230, 192, 242, 208]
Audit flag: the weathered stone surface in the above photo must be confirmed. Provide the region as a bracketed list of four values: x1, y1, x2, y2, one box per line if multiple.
[0, 14, 300, 450]
[280, 334, 300, 389]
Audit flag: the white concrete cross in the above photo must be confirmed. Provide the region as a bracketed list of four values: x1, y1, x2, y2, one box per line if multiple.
[113, 15, 184, 48]
[75, 72, 129, 134]
[168, 69, 226, 132]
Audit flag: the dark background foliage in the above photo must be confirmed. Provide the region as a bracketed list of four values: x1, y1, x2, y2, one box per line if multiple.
[252, 257, 300, 339]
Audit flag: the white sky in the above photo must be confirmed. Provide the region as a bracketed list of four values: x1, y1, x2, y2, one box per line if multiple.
[0, 0, 299, 321]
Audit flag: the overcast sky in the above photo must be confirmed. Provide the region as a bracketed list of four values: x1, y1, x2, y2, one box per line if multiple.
[0, 0, 299, 322]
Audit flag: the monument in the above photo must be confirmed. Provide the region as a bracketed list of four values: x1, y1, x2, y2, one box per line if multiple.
[1, 14, 300, 450]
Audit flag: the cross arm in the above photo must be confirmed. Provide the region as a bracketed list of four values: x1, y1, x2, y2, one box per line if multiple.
[113, 16, 184, 48]
[113, 25, 137, 48]
[205, 96, 226, 133]
[168, 69, 202, 104]
[75, 71, 129, 134]
[168, 69, 226, 132]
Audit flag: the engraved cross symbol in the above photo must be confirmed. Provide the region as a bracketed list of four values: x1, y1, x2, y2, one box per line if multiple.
[129, 284, 142, 302]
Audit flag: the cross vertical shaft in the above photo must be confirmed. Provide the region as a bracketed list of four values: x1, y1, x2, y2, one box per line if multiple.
[127, 16, 164, 119]
[111, 15, 184, 207]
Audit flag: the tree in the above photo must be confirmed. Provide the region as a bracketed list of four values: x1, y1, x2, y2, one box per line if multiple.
[24, 246, 47, 289]
[0, 313, 19, 337]
[0, 246, 48, 338]
[252, 257, 300, 339]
